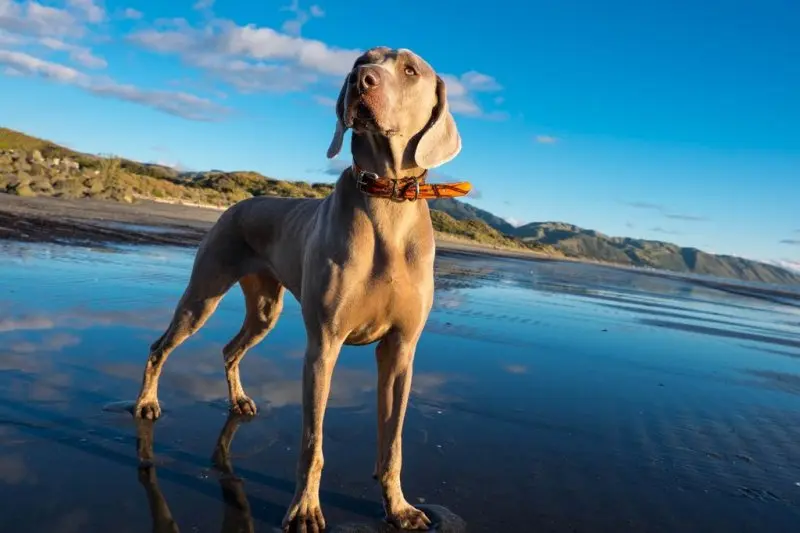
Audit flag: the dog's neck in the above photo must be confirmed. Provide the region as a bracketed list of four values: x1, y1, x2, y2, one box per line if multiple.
[350, 132, 425, 180]
[332, 131, 431, 238]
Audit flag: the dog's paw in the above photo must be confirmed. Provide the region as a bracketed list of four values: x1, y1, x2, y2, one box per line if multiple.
[385, 502, 432, 530]
[133, 400, 162, 420]
[283, 496, 326, 532]
[230, 395, 257, 416]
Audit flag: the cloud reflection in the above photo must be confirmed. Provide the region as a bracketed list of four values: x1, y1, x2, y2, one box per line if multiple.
[0, 453, 35, 486]
[98, 343, 457, 413]
[0, 307, 171, 333]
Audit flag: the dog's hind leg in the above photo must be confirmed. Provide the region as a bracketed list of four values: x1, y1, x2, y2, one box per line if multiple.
[222, 272, 284, 416]
[134, 256, 238, 420]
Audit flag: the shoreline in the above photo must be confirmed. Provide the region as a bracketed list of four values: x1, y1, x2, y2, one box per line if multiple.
[0, 193, 561, 262]
[1, 193, 798, 304]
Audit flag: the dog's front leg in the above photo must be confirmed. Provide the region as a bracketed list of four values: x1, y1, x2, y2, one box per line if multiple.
[282, 333, 343, 532]
[375, 335, 432, 531]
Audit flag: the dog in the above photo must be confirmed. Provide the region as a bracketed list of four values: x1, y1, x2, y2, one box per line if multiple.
[132, 46, 466, 531]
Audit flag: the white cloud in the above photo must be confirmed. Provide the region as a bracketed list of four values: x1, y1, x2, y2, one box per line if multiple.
[279, 0, 325, 36]
[39, 37, 106, 68]
[441, 77, 480, 115]
[66, 0, 104, 23]
[0, 49, 228, 121]
[2, 1, 507, 123]
[535, 135, 558, 144]
[151, 158, 189, 171]
[0, 2, 106, 68]
[88, 79, 228, 121]
[125, 5, 505, 118]
[127, 24, 196, 54]
[460, 70, 502, 92]
[440, 71, 505, 119]
[127, 18, 360, 89]
[0, 0, 106, 39]
[193, 0, 215, 10]
[504, 216, 526, 228]
[122, 7, 142, 20]
[768, 259, 800, 273]
[0, 49, 82, 81]
[214, 22, 358, 76]
[0, 0, 82, 38]
[192, 54, 318, 92]
[0, 30, 19, 45]
[312, 94, 336, 108]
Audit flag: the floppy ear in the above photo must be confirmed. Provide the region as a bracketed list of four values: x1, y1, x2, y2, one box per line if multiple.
[326, 76, 349, 159]
[414, 75, 462, 169]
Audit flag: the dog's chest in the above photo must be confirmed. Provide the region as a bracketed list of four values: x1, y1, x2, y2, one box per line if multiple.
[340, 258, 433, 346]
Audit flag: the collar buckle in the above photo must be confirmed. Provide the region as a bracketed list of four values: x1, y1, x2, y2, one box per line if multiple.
[355, 168, 380, 192]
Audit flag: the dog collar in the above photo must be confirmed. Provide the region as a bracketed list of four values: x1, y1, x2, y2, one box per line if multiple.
[351, 164, 472, 201]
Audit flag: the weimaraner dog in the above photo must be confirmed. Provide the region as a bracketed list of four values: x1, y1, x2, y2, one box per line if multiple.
[133, 46, 467, 531]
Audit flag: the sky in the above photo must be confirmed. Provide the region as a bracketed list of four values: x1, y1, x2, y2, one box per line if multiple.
[0, 0, 798, 267]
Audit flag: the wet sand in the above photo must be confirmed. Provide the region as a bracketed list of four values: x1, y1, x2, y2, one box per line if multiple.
[2, 194, 798, 310]
[0, 194, 558, 263]
[1, 238, 800, 532]
[0, 194, 215, 248]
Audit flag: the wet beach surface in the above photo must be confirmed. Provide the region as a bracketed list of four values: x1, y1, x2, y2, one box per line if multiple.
[1, 240, 800, 532]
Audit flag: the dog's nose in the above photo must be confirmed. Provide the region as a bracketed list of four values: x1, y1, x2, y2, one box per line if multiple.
[358, 67, 381, 92]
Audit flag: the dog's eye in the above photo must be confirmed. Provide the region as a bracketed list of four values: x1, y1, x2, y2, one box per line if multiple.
[404, 66, 417, 76]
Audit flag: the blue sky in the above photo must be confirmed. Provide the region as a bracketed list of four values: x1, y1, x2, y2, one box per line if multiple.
[0, 0, 798, 266]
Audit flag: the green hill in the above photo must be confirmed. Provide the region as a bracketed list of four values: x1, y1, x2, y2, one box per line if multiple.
[428, 198, 516, 234]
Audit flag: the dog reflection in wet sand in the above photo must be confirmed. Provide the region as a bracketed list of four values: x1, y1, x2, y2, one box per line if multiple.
[134, 414, 464, 533]
[135, 414, 254, 533]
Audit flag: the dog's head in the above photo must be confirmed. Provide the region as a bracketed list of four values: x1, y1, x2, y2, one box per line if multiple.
[326, 47, 461, 169]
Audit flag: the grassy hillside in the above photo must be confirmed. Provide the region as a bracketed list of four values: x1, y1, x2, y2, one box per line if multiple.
[428, 198, 516, 234]
[0, 127, 544, 255]
[0, 127, 76, 154]
[1, 126, 797, 284]
[430, 210, 557, 253]
[0, 127, 334, 207]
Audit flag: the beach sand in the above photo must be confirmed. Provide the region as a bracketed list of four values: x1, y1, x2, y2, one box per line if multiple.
[1, 225, 800, 531]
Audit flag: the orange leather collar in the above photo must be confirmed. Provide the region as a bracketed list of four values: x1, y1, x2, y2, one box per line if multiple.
[352, 164, 472, 201]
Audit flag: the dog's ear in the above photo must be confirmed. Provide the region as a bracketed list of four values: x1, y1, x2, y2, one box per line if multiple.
[326, 76, 349, 159]
[414, 75, 462, 169]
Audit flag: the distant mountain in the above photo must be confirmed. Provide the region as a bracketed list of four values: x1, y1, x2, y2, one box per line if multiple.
[511, 221, 800, 285]
[423, 200, 800, 285]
